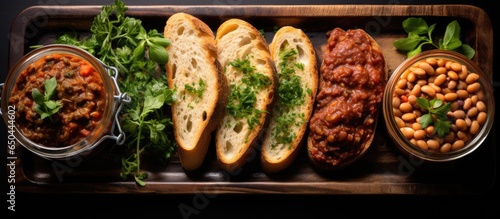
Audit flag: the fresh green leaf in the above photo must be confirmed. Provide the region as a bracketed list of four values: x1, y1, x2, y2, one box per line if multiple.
[419, 113, 433, 129]
[392, 36, 426, 51]
[402, 17, 429, 35]
[427, 23, 436, 40]
[407, 44, 423, 58]
[429, 98, 442, 109]
[431, 102, 451, 117]
[32, 89, 44, 104]
[44, 100, 60, 110]
[435, 119, 452, 137]
[394, 17, 475, 59]
[440, 20, 462, 50]
[439, 38, 462, 51]
[31, 77, 62, 122]
[417, 97, 430, 110]
[416, 97, 452, 137]
[148, 33, 171, 47]
[132, 41, 146, 61]
[148, 43, 169, 64]
[142, 94, 165, 117]
[44, 77, 57, 98]
[454, 44, 476, 59]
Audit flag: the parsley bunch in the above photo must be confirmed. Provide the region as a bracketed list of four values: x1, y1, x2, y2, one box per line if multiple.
[52, 0, 176, 186]
[393, 17, 475, 59]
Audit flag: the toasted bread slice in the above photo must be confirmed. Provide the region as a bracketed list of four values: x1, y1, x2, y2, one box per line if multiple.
[215, 19, 277, 172]
[164, 12, 228, 171]
[261, 26, 318, 173]
[307, 28, 387, 172]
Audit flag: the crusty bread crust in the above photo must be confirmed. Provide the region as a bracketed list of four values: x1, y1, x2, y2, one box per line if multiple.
[215, 19, 277, 172]
[164, 13, 228, 171]
[261, 26, 318, 173]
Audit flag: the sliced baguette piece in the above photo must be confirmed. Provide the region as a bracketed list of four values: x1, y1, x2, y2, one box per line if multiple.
[215, 19, 277, 172]
[261, 26, 318, 174]
[164, 12, 228, 171]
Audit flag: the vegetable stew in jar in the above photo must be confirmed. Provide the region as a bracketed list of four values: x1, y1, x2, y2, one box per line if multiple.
[1, 44, 129, 160]
[9, 53, 106, 147]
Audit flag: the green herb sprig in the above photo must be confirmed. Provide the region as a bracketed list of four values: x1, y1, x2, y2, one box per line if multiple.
[417, 97, 452, 137]
[393, 17, 475, 59]
[32, 77, 61, 122]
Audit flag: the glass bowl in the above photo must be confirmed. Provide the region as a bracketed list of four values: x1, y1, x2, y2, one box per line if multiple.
[383, 49, 494, 162]
[1, 44, 129, 160]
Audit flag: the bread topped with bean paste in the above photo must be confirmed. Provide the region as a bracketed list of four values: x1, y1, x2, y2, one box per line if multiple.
[260, 26, 318, 174]
[164, 12, 228, 171]
[307, 28, 387, 172]
[214, 19, 278, 172]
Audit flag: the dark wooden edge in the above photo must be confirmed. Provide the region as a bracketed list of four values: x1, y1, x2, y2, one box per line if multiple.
[9, 4, 494, 195]
[9, 4, 493, 77]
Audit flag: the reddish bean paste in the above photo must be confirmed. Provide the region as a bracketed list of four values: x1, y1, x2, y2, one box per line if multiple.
[309, 28, 386, 168]
[9, 53, 106, 147]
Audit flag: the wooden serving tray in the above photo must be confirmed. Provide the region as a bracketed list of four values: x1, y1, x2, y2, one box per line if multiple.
[7, 4, 495, 194]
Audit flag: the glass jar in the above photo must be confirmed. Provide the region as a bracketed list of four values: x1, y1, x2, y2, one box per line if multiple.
[383, 50, 495, 162]
[1, 44, 130, 160]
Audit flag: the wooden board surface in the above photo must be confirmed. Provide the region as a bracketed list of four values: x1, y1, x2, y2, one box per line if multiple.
[7, 4, 495, 195]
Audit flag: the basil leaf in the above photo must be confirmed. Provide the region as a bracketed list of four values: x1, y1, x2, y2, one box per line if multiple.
[441, 20, 462, 50]
[394, 18, 475, 59]
[427, 23, 436, 39]
[132, 41, 145, 61]
[407, 45, 422, 58]
[149, 35, 171, 47]
[454, 44, 476, 59]
[440, 38, 462, 51]
[393, 36, 426, 51]
[148, 43, 169, 64]
[402, 17, 429, 34]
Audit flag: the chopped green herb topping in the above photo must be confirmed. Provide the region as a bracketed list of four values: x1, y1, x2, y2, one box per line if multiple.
[226, 57, 271, 134]
[184, 78, 206, 102]
[271, 44, 307, 149]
